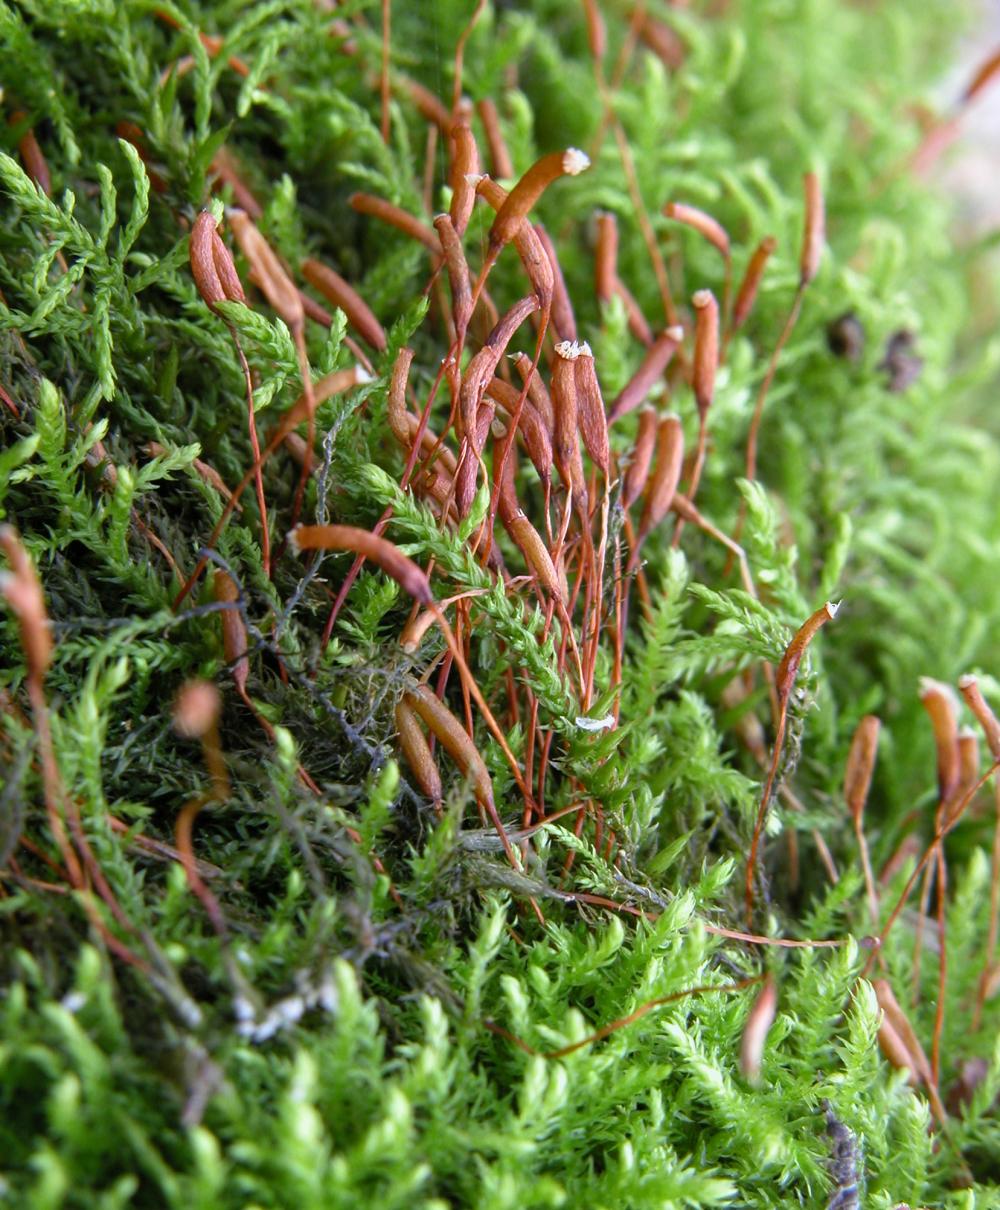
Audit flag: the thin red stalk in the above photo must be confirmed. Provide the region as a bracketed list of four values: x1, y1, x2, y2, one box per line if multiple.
[862, 759, 1000, 979]
[486, 976, 762, 1060]
[380, 0, 391, 143]
[745, 603, 839, 924]
[230, 337, 271, 573]
[451, 0, 488, 114]
[974, 777, 1000, 1027]
[932, 844, 947, 1086]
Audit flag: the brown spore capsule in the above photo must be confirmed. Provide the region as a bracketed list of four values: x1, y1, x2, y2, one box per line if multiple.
[692, 289, 718, 421]
[302, 258, 387, 351]
[621, 406, 658, 511]
[608, 326, 684, 423]
[664, 202, 730, 259]
[844, 715, 881, 828]
[800, 172, 825, 286]
[396, 698, 443, 806]
[476, 97, 514, 180]
[732, 236, 777, 332]
[289, 525, 433, 604]
[448, 117, 480, 236]
[487, 149, 590, 252]
[574, 343, 609, 474]
[638, 414, 684, 539]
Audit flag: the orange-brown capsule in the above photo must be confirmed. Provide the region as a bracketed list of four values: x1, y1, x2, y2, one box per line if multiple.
[776, 602, 839, 703]
[877, 1014, 920, 1087]
[485, 378, 553, 487]
[172, 678, 222, 740]
[621, 406, 658, 511]
[953, 727, 981, 822]
[404, 684, 495, 811]
[474, 396, 497, 450]
[493, 438, 563, 601]
[732, 236, 777, 331]
[692, 289, 718, 421]
[844, 715, 881, 828]
[459, 296, 539, 446]
[0, 525, 52, 681]
[664, 202, 729, 259]
[958, 674, 1000, 760]
[512, 351, 555, 432]
[594, 213, 651, 343]
[348, 192, 443, 255]
[433, 213, 474, 337]
[228, 209, 304, 331]
[277, 365, 372, 441]
[477, 176, 554, 311]
[213, 570, 249, 695]
[289, 525, 433, 604]
[739, 976, 777, 1084]
[455, 390, 497, 517]
[551, 341, 584, 498]
[488, 149, 590, 251]
[919, 677, 961, 806]
[873, 979, 934, 1087]
[608, 326, 684, 423]
[398, 75, 452, 131]
[190, 210, 226, 308]
[800, 172, 825, 286]
[534, 223, 577, 342]
[453, 451, 477, 521]
[400, 592, 484, 653]
[387, 347, 416, 447]
[414, 466, 456, 519]
[484, 294, 542, 356]
[399, 607, 438, 654]
[574, 342, 609, 474]
[638, 414, 684, 538]
[395, 698, 443, 805]
[506, 511, 563, 600]
[476, 97, 514, 180]
[448, 117, 480, 236]
[594, 210, 619, 305]
[212, 231, 245, 304]
[617, 277, 654, 347]
[301, 257, 387, 351]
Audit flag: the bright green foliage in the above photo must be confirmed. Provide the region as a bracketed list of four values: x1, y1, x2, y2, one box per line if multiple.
[1, 0, 999, 1206]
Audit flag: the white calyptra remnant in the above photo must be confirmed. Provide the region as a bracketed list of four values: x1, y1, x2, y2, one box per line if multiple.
[575, 714, 615, 732]
[561, 147, 591, 176]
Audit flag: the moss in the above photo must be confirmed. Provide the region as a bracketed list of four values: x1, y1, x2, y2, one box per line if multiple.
[1, 0, 999, 1205]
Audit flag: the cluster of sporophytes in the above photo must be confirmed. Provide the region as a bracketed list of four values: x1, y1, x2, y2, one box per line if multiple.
[2, 0, 1000, 1205]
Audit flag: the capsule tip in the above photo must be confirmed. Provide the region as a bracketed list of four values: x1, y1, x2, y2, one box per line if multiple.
[562, 147, 591, 176]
